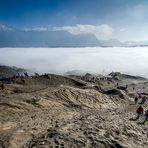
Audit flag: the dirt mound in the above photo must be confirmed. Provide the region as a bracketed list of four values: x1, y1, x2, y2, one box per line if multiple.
[52, 87, 117, 110]
[0, 74, 87, 94]
[29, 74, 86, 87]
[104, 88, 127, 99]
[109, 72, 146, 80]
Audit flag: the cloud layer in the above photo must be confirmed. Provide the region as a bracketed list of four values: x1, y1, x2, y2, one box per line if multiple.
[1, 47, 148, 77]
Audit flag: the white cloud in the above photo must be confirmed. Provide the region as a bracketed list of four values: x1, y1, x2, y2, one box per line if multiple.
[53, 24, 113, 40]
[1, 47, 148, 77]
[24, 27, 48, 31]
[22, 23, 147, 41]
[23, 25, 51, 31]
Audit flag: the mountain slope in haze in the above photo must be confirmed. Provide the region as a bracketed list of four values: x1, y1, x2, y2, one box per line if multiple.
[0, 24, 101, 47]
[1, 24, 148, 47]
[0, 65, 25, 78]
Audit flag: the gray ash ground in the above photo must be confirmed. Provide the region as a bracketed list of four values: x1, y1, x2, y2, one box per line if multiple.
[0, 72, 148, 148]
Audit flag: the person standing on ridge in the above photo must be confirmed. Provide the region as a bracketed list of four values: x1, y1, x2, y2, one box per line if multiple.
[135, 105, 144, 120]
[142, 109, 148, 124]
[0, 83, 4, 90]
[134, 96, 138, 104]
[140, 95, 147, 104]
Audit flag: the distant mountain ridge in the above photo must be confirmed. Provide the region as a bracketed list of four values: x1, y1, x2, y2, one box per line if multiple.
[0, 24, 148, 47]
[0, 24, 101, 47]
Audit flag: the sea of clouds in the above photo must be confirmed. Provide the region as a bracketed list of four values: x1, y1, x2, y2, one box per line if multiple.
[0, 47, 148, 77]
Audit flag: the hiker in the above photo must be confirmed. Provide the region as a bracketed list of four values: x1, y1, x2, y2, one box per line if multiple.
[126, 84, 128, 88]
[21, 78, 25, 84]
[92, 76, 96, 83]
[134, 96, 138, 104]
[35, 72, 40, 77]
[142, 109, 148, 124]
[140, 95, 147, 104]
[16, 73, 20, 78]
[12, 75, 17, 79]
[0, 84, 4, 90]
[24, 72, 29, 77]
[135, 105, 144, 120]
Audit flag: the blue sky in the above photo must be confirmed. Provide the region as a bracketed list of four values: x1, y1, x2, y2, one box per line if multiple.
[0, 0, 148, 41]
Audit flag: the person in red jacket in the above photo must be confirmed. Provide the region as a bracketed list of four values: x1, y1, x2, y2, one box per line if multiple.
[135, 105, 144, 120]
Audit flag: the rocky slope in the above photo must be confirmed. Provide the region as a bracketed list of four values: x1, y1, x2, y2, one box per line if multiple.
[0, 73, 148, 148]
[0, 65, 25, 78]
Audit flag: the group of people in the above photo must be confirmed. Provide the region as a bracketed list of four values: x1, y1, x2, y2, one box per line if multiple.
[0, 72, 29, 91]
[134, 94, 148, 124]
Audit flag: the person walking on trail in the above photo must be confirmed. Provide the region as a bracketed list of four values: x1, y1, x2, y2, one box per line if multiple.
[0, 84, 4, 90]
[140, 95, 147, 104]
[135, 105, 144, 120]
[142, 109, 148, 124]
[134, 96, 138, 104]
